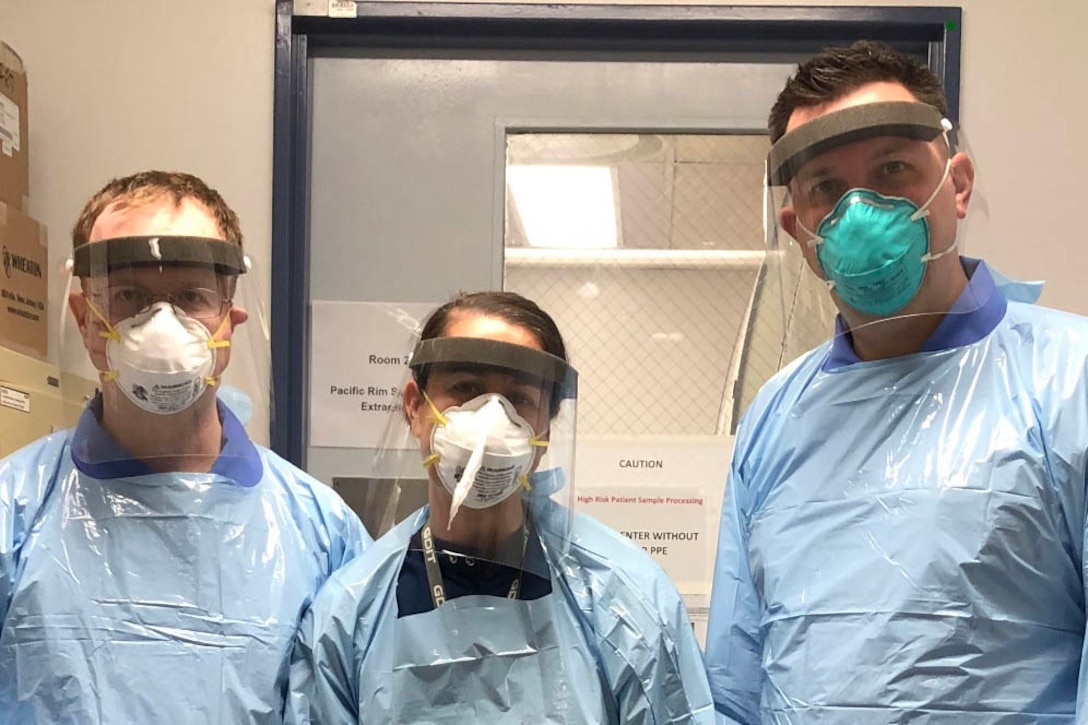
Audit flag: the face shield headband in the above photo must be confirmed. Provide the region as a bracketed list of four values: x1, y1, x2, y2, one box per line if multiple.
[767, 101, 951, 188]
[408, 336, 578, 404]
[70, 236, 250, 277]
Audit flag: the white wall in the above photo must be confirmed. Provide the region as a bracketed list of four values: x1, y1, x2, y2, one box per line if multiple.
[4, 0, 1086, 430]
[3, 0, 276, 358]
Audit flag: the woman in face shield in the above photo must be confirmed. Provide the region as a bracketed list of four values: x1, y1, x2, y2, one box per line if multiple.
[286, 291, 714, 724]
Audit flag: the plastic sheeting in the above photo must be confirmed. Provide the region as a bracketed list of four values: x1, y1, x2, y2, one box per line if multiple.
[706, 264, 1088, 723]
[287, 500, 714, 724]
[0, 406, 371, 723]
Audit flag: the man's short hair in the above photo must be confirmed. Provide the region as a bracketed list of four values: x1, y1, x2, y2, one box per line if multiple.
[768, 40, 949, 143]
[71, 170, 243, 248]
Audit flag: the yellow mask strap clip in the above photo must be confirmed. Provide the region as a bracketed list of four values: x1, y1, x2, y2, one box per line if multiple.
[421, 389, 449, 427]
[422, 452, 441, 468]
[207, 313, 232, 350]
[84, 296, 121, 342]
[518, 472, 532, 492]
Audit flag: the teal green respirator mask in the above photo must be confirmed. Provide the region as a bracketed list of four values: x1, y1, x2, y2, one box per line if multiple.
[796, 150, 953, 317]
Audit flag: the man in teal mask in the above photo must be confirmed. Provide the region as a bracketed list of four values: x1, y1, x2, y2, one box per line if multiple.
[706, 41, 1088, 722]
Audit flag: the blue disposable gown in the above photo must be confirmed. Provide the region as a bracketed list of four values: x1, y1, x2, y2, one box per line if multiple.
[706, 263, 1088, 723]
[286, 502, 714, 724]
[0, 402, 371, 723]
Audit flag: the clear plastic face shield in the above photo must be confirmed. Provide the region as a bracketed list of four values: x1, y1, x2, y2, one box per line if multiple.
[764, 100, 986, 344]
[375, 334, 578, 582]
[60, 235, 271, 469]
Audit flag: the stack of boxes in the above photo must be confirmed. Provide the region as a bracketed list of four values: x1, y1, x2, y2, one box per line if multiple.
[0, 39, 66, 457]
[0, 41, 45, 360]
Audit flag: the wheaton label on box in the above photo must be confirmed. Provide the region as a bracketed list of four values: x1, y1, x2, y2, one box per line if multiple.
[0, 201, 47, 359]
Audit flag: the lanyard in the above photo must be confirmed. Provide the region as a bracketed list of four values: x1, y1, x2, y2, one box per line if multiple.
[421, 519, 530, 609]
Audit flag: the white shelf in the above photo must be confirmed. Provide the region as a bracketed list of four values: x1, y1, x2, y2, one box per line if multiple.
[504, 247, 766, 270]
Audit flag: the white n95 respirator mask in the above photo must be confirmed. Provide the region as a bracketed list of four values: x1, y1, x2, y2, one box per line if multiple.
[90, 301, 229, 415]
[424, 392, 544, 524]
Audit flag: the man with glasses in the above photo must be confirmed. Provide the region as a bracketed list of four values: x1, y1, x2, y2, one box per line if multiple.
[0, 170, 370, 722]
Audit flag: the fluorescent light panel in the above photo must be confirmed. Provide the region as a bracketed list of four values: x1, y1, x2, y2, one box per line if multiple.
[507, 165, 617, 249]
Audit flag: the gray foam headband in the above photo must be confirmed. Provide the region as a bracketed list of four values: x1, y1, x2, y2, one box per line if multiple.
[768, 101, 947, 186]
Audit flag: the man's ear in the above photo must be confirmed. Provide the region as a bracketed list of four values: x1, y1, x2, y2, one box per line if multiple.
[780, 204, 826, 280]
[780, 205, 798, 242]
[68, 289, 98, 350]
[229, 305, 249, 328]
[950, 152, 975, 219]
[68, 290, 88, 333]
[220, 302, 249, 339]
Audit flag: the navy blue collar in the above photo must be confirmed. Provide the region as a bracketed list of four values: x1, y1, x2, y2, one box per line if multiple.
[70, 393, 263, 486]
[826, 257, 1008, 370]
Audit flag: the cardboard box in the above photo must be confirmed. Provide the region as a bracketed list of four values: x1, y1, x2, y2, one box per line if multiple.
[0, 41, 28, 211]
[0, 349, 99, 458]
[0, 201, 47, 359]
[60, 370, 101, 428]
[0, 347, 63, 457]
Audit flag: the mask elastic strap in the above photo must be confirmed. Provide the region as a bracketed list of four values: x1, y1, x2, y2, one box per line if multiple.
[82, 297, 122, 382]
[525, 434, 548, 487]
[421, 389, 449, 427]
[796, 217, 823, 248]
[920, 237, 958, 264]
[198, 313, 233, 387]
[795, 217, 833, 289]
[909, 128, 954, 223]
[420, 390, 448, 471]
[207, 313, 232, 350]
[84, 296, 121, 342]
[917, 127, 958, 262]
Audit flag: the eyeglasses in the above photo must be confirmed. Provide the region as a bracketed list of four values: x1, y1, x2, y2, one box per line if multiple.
[86, 285, 230, 322]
